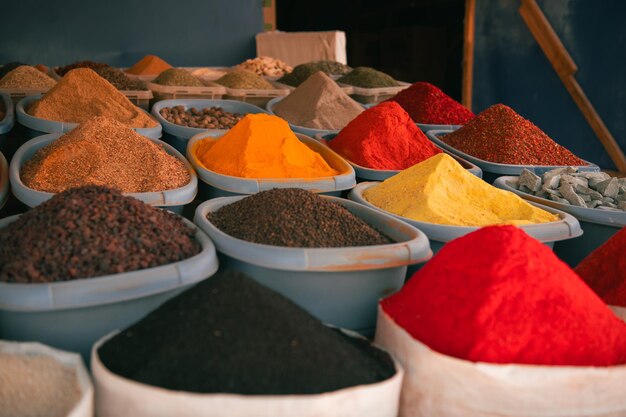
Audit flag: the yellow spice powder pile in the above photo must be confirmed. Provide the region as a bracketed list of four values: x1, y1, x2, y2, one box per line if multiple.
[363, 153, 558, 226]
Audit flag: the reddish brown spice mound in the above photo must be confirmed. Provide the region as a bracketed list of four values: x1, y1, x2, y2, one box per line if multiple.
[441, 104, 586, 165]
[386, 82, 474, 125]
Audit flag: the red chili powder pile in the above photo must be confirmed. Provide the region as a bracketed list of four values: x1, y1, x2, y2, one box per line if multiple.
[381, 225, 626, 366]
[385, 82, 474, 125]
[441, 104, 586, 165]
[575, 227, 626, 307]
[328, 101, 441, 170]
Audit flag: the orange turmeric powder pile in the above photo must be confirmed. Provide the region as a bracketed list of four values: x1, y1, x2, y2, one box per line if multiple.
[126, 55, 172, 75]
[194, 114, 339, 179]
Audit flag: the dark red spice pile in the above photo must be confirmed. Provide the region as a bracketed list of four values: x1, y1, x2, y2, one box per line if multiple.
[441, 104, 587, 165]
[386, 82, 474, 125]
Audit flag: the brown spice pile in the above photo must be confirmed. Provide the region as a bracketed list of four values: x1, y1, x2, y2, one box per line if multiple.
[28, 68, 158, 128]
[0, 65, 57, 89]
[21, 116, 190, 193]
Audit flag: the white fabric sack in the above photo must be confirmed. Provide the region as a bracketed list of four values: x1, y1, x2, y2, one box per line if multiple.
[92, 330, 403, 417]
[375, 307, 626, 417]
[0, 340, 93, 417]
[256, 31, 347, 66]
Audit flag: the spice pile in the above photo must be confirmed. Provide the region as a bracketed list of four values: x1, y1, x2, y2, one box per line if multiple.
[21, 116, 190, 193]
[441, 104, 587, 165]
[126, 55, 172, 76]
[208, 189, 392, 247]
[382, 225, 626, 366]
[363, 153, 558, 226]
[575, 227, 626, 307]
[0, 186, 201, 283]
[189, 67, 228, 80]
[194, 113, 339, 179]
[329, 101, 441, 170]
[159, 105, 245, 129]
[0, 62, 28, 79]
[215, 69, 274, 89]
[0, 65, 57, 89]
[272, 71, 363, 130]
[93, 66, 148, 90]
[515, 168, 626, 211]
[27, 68, 158, 128]
[98, 270, 395, 394]
[0, 350, 81, 417]
[56, 60, 109, 76]
[337, 67, 399, 88]
[237, 56, 292, 77]
[386, 82, 474, 125]
[278, 61, 351, 87]
[153, 68, 204, 87]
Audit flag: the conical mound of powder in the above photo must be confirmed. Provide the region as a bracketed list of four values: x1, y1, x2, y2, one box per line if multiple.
[28, 68, 158, 128]
[21, 116, 189, 193]
[194, 113, 340, 179]
[126, 54, 172, 75]
[0, 65, 57, 89]
[363, 153, 558, 226]
[273, 71, 363, 130]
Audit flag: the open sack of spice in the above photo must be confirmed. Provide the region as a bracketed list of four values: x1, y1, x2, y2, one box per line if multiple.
[375, 225, 626, 417]
[92, 270, 402, 417]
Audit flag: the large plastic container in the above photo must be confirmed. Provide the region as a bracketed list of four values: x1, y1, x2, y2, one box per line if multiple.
[271, 79, 354, 95]
[0, 87, 52, 105]
[349, 182, 583, 255]
[494, 175, 626, 266]
[16, 95, 162, 139]
[220, 81, 290, 108]
[338, 81, 411, 104]
[416, 122, 462, 133]
[0, 91, 15, 150]
[0, 151, 8, 210]
[187, 131, 356, 199]
[1, 341, 94, 417]
[92, 329, 403, 417]
[151, 99, 269, 154]
[9, 133, 198, 214]
[0, 214, 218, 361]
[266, 96, 365, 139]
[194, 195, 432, 334]
[146, 80, 226, 101]
[320, 133, 483, 181]
[426, 129, 600, 184]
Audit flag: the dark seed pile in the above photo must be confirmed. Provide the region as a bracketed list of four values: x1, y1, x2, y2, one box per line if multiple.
[0, 62, 28, 79]
[337, 67, 399, 88]
[56, 60, 110, 77]
[207, 188, 393, 247]
[98, 270, 396, 395]
[0, 186, 201, 283]
[93, 67, 148, 91]
[160, 105, 245, 129]
[278, 60, 352, 87]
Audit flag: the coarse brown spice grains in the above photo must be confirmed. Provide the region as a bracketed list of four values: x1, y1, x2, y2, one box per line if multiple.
[216, 69, 274, 89]
[21, 116, 190, 193]
[207, 188, 392, 248]
[0, 65, 57, 89]
[93, 67, 148, 91]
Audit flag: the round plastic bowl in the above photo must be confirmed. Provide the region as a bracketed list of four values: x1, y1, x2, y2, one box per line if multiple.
[0, 151, 8, 210]
[494, 175, 626, 266]
[416, 122, 461, 133]
[151, 99, 269, 154]
[16, 95, 162, 139]
[0, 214, 218, 361]
[0, 91, 15, 135]
[349, 182, 583, 255]
[187, 131, 356, 199]
[194, 195, 432, 335]
[426, 129, 600, 184]
[320, 133, 482, 181]
[266, 96, 365, 139]
[9, 133, 198, 214]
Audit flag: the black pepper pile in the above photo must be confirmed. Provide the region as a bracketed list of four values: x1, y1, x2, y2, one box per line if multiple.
[0, 186, 201, 283]
[98, 270, 396, 395]
[159, 105, 245, 129]
[56, 60, 109, 76]
[207, 188, 393, 247]
[93, 67, 148, 91]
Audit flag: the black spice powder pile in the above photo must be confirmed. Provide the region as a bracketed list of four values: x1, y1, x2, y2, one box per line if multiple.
[98, 270, 396, 395]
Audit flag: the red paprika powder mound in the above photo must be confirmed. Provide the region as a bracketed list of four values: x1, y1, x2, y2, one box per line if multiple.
[328, 101, 442, 170]
[381, 225, 626, 366]
[441, 104, 587, 166]
[575, 227, 626, 307]
[385, 82, 474, 125]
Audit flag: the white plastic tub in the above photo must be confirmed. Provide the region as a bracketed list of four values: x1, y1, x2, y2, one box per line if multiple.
[426, 129, 600, 184]
[147, 80, 226, 101]
[92, 329, 403, 417]
[151, 99, 269, 154]
[338, 81, 411, 104]
[187, 131, 356, 199]
[320, 133, 483, 181]
[416, 122, 462, 133]
[220, 81, 290, 108]
[16, 95, 162, 139]
[349, 182, 583, 255]
[0, 340, 94, 417]
[0, 91, 15, 151]
[194, 195, 432, 334]
[0, 215, 218, 361]
[9, 133, 198, 214]
[494, 175, 626, 266]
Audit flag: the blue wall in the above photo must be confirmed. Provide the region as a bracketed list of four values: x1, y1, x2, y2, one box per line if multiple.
[0, 0, 262, 67]
[474, 0, 626, 170]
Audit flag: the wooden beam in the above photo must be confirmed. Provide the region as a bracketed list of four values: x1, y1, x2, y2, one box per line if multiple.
[462, 0, 476, 110]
